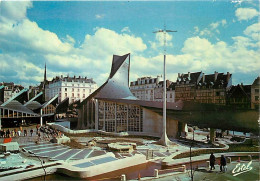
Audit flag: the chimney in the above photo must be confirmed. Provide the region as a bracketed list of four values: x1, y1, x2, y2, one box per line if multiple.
[79, 76, 81, 79]
[178, 73, 180, 77]
[188, 72, 190, 78]
[61, 75, 63, 78]
[74, 75, 76, 79]
[156, 76, 160, 84]
[241, 83, 243, 86]
[202, 73, 205, 82]
[227, 72, 230, 82]
[214, 71, 218, 81]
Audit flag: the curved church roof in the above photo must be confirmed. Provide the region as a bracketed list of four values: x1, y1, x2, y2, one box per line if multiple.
[80, 53, 137, 107]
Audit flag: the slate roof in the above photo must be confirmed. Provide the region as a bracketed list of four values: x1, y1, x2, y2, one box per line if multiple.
[252, 76, 260, 86]
[227, 84, 251, 99]
[177, 72, 202, 84]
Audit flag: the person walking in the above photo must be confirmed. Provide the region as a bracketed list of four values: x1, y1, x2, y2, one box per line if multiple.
[6, 129, 10, 138]
[24, 129, 27, 137]
[3, 130, 6, 138]
[220, 155, 227, 172]
[17, 130, 21, 137]
[30, 128, 33, 137]
[11, 130, 15, 137]
[14, 128, 17, 137]
[210, 153, 216, 170]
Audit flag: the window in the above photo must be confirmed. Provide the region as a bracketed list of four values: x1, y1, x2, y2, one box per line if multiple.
[83, 94, 85, 98]
[72, 88, 74, 92]
[255, 89, 259, 93]
[78, 89, 80, 92]
[255, 96, 259, 101]
[65, 88, 67, 91]
[89, 89, 91, 93]
[216, 92, 220, 96]
[78, 84, 80, 87]
[65, 93, 67, 97]
[83, 89, 85, 92]
[72, 84, 74, 87]
[78, 93, 80, 97]
[72, 93, 74, 97]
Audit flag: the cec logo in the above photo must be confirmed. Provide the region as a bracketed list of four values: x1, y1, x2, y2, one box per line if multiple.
[232, 161, 253, 177]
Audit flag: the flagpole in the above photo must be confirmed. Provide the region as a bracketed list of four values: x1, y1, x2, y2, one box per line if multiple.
[153, 24, 177, 146]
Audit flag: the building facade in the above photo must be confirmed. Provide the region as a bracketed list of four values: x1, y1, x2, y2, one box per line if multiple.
[251, 76, 259, 110]
[175, 71, 232, 105]
[154, 80, 175, 102]
[0, 82, 24, 102]
[130, 76, 175, 102]
[175, 72, 202, 102]
[226, 84, 251, 109]
[130, 76, 162, 101]
[45, 75, 98, 103]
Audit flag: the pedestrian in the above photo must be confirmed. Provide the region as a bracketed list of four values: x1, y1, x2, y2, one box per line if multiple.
[220, 155, 227, 172]
[207, 135, 209, 141]
[6, 129, 10, 138]
[0, 130, 3, 138]
[30, 128, 33, 137]
[24, 129, 27, 137]
[209, 153, 216, 170]
[36, 124, 39, 134]
[3, 130, 6, 138]
[14, 128, 17, 137]
[17, 130, 21, 137]
[11, 130, 15, 137]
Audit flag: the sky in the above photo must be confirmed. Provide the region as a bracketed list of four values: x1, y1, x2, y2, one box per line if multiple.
[0, 0, 259, 88]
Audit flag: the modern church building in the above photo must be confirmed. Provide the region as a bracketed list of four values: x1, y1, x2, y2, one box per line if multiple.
[77, 53, 185, 138]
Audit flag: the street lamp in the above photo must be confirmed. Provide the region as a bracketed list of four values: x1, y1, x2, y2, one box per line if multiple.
[153, 24, 177, 146]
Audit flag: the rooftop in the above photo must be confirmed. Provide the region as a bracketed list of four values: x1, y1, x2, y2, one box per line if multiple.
[48, 75, 96, 84]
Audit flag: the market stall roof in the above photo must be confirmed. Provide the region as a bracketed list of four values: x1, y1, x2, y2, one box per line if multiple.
[41, 94, 59, 109]
[1, 88, 28, 106]
[56, 97, 69, 114]
[24, 92, 44, 111]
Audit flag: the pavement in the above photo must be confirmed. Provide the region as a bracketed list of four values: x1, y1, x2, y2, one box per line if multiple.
[146, 161, 259, 181]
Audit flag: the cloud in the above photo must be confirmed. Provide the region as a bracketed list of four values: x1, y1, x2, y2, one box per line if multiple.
[0, 2, 148, 86]
[199, 28, 212, 37]
[244, 22, 260, 41]
[194, 26, 199, 34]
[149, 32, 173, 50]
[0, 1, 32, 21]
[0, 19, 73, 55]
[121, 27, 131, 33]
[195, 19, 227, 38]
[0, 1, 259, 88]
[81, 28, 147, 58]
[235, 8, 258, 21]
[95, 14, 105, 19]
